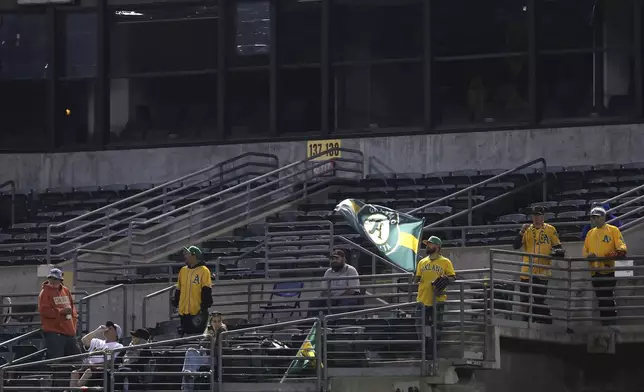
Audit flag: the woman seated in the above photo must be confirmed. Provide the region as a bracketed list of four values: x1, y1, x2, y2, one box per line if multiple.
[181, 311, 227, 392]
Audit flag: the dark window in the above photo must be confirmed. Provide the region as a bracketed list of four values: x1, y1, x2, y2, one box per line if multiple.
[280, 68, 321, 134]
[331, 0, 422, 62]
[433, 0, 528, 57]
[0, 13, 49, 80]
[538, 0, 635, 119]
[0, 13, 49, 149]
[277, 0, 320, 65]
[109, 74, 218, 144]
[60, 13, 97, 79]
[109, 4, 218, 76]
[57, 80, 94, 146]
[227, 70, 269, 137]
[333, 63, 423, 130]
[434, 57, 529, 127]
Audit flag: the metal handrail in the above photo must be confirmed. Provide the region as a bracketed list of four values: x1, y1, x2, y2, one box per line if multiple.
[0, 328, 42, 348]
[218, 317, 321, 392]
[125, 147, 364, 264]
[45, 152, 279, 263]
[0, 180, 16, 226]
[133, 147, 363, 230]
[409, 157, 547, 217]
[0, 348, 46, 369]
[142, 285, 174, 328]
[79, 284, 128, 333]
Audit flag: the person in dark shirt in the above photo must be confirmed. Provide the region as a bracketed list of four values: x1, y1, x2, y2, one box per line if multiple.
[114, 329, 152, 392]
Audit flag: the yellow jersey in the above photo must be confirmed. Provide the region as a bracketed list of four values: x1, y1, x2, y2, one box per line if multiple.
[583, 224, 627, 276]
[519, 223, 561, 278]
[416, 255, 456, 306]
[176, 264, 212, 315]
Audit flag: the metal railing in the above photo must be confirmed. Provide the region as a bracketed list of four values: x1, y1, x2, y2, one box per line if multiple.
[78, 284, 128, 334]
[126, 148, 364, 265]
[0, 291, 88, 331]
[218, 317, 321, 390]
[0, 350, 110, 391]
[45, 152, 279, 264]
[0, 180, 16, 227]
[409, 158, 547, 227]
[488, 249, 644, 328]
[140, 273, 415, 329]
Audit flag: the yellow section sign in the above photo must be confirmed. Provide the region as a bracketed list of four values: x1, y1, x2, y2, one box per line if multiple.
[307, 139, 342, 160]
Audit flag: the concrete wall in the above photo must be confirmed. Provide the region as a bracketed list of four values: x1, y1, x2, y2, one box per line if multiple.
[3, 123, 644, 191]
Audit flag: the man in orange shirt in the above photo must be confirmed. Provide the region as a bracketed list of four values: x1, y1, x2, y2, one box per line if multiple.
[38, 268, 80, 359]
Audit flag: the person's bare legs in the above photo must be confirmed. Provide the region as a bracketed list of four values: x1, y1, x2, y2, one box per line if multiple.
[78, 368, 93, 387]
[70, 369, 81, 389]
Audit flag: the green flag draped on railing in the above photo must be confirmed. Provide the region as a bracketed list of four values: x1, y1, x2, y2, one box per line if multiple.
[335, 199, 425, 272]
[280, 321, 321, 383]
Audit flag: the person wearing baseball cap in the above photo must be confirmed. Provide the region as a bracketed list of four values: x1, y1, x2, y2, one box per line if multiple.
[172, 245, 213, 335]
[72, 321, 124, 389]
[512, 205, 564, 324]
[39, 267, 81, 392]
[307, 249, 360, 317]
[114, 328, 152, 392]
[415, 235, 455, 357]
[583, 205, 628, 325]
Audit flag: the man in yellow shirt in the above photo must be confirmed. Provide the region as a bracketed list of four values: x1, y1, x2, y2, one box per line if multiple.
[415, 236, 455, 345]
[172, 246, 213, 335]
[512, 205, 565, 324]
[583, 206, 627, 326]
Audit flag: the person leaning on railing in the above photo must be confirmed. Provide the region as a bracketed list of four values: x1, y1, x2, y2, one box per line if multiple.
[583, 206, 628, 326]
[172, 246, 213, 336]
[512, 205, 565, 324]
[415, 236, 455, 358]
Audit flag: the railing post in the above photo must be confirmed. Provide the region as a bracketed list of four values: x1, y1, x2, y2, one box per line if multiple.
[104, 352, 109, 392]
[489, 251, 495, 321]
[315, 319, 322, 392]
[371, 255, 376, 277]
[9, 183, 15, 227]
[247, 282, 252, 321]
[72, 251, 79, 289]
[217, 333, 224, 392]
[188, 206, 194, 243]
[46, 225, 52, 266]
[127, 223, 133, 257]
[528, 255, 534, 327]
[0, 295, 4, 329]
[0, 367, 4, 392]
[541, 160, 547, 202]
[421, 304, 426, 376]
[210, 335, 216, 392]
[467, 189, 473, 226]
[245, 182, 251, 219]
[123, 285, 128, 333]
[432, 298, 438, 373]
[567, 258, 572, 330]
[322, 316, 328, 392]
[142, 296, 148, 329]
[459, 282, 465, 358]
[215, 257, 221, 282]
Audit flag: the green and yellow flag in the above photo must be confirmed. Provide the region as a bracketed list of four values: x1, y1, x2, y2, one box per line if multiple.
[335, 199, 424, 272]
[280, 322, 321, 383]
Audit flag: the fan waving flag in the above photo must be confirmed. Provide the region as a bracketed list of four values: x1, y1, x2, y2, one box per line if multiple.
[335, 199, 425, 272]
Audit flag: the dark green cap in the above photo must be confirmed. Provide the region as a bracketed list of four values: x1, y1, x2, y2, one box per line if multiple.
[183, 245, 203, 260]
[422, 236, 442, 247]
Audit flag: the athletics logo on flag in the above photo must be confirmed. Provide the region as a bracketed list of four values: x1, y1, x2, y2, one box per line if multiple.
[335, 199, 424, 272]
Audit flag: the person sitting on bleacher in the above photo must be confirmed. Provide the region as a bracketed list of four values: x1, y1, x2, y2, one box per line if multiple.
[181, 311, 228, 392]
[307, 249, 360, 317]
[114, 328, 152, 392]
[173, 246, 213, 336]
[70, 321, 124, 389]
